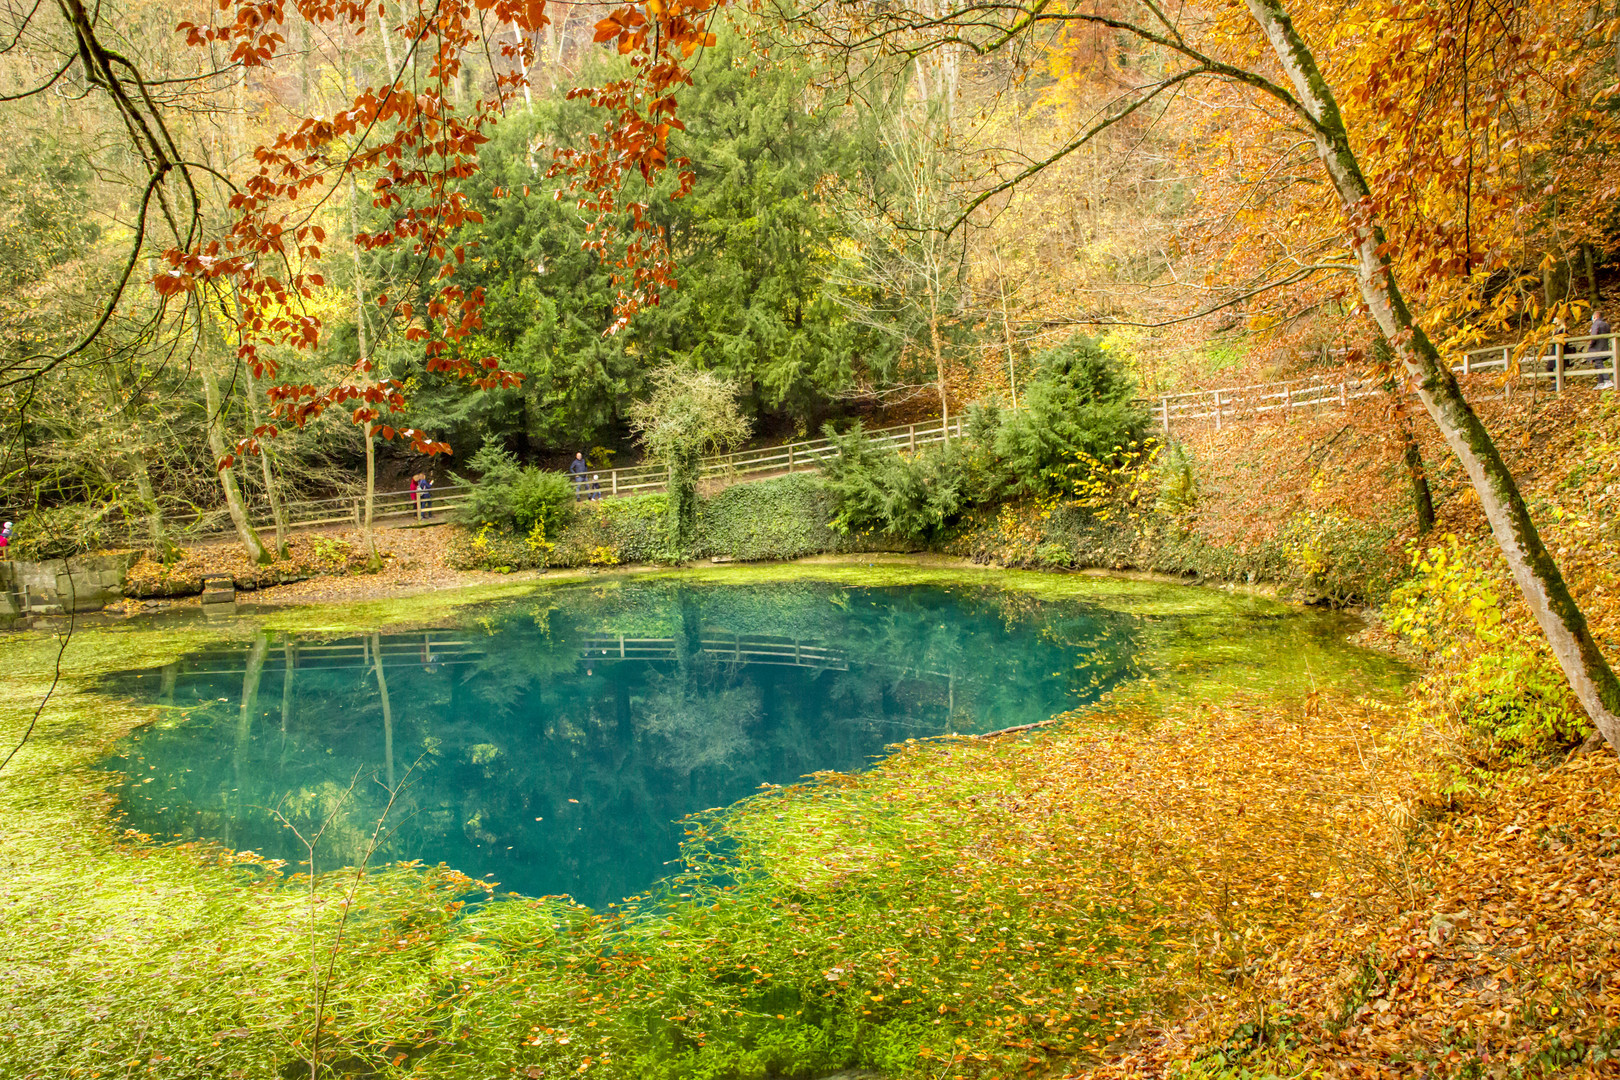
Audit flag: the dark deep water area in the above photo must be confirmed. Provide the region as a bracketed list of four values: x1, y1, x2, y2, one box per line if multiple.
[98, 580, 1143, 906]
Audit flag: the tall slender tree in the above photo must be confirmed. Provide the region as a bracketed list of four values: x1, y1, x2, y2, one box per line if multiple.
[776, 0, 1620, 750]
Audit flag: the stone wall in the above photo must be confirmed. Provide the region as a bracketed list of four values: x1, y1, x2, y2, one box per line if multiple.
[0, 552, 141, 624]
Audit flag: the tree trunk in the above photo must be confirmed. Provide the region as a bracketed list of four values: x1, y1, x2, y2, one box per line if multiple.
[351, 181, 381, 570]
[1545, 254, 1572, 312]
[376, 1, 397, 79]
[994, 250, 1019, 409]
[1376, 342, 1437, 537]
[1249, 0, 1620, 750]
[364, 427, 380, 569]
[197, 303, 272, 564]
[1400, 422, 1436, 536]
[511, 22, 534, 112]
[100, 360, 176, 559]
[129, 445, 172, 558]
[928, 289, 949, 440]
[243, 364, 290, 558]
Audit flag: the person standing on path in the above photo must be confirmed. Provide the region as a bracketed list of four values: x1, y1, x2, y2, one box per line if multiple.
[411, 473, 434, 519]
[569, 452, 588, 499]
[1593, 311, 1615, 386]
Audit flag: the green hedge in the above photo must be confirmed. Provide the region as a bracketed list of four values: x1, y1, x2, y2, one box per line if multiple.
[447, 475, 908, 571]
[941, 499, 1401, 605]
[447, 494, 668, 571]
[691, 474, 863, 562]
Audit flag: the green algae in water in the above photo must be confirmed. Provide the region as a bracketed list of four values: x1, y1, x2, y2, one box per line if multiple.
[99, 580, 1142, 906]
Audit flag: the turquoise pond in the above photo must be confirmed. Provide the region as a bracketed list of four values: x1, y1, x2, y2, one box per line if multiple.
[97, 577, 1393, 907]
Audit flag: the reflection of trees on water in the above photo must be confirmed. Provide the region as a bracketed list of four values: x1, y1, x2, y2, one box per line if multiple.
[103, 583, 1140, 905]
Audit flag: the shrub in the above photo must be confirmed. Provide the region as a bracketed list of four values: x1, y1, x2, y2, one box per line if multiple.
[627, 369, 751, 555]
[817, 424, 970, 543]
[452, 443, 575, 541]
[995, 335, 1149, 492]
[452, 443, 523, 529]
[551, 494, 668, 567]
[508, 469, 575, 537]
[446, 522, 540, 572]
[1388, 535, 1589, 765]
[9, 502, 122, 560]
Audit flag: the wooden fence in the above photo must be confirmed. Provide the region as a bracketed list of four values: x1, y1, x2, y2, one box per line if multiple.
[574, 414, 969, 498]
[1152, 333, 1619, 433]
[35, 330, 1610, 549]
[36, 415, 974, 547]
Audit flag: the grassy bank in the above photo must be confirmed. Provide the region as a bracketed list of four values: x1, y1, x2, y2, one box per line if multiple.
[0, 562, 1410, 1079]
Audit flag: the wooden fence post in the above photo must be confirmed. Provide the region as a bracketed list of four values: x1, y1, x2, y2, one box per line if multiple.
[1611, 335, 1618, 386]
[1463, 351, 1472, 375]
[787, 444, 795, 473]
[1161, 395, 1170, 435]
[1556, 341, 1566, 392]
[611, 470, 618, 496]
[908, 425, 916, 452]
[1339, 382, 1347, 407]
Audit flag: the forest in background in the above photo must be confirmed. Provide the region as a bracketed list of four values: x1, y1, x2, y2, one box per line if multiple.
[13, 0, 1615, 563]
[3, 0, 1620, 631]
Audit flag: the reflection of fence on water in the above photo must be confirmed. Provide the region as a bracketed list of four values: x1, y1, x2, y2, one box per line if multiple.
[580, 633, 850, 672]
[168, 630, 976, 683]
[176, 634, 488, 676]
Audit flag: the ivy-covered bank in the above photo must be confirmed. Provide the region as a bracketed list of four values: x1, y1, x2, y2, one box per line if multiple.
[446, 469, 1389, 605]
[0, 563, 1412, 1080]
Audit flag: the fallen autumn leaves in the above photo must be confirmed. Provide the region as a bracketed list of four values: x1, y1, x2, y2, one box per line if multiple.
[1085, 748, 1619, 1078]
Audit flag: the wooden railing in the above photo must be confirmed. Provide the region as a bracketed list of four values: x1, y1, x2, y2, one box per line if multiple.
[574, 414, 969, 498]
[1153, 333, 1620, 432]
[26, 415, 973, 548]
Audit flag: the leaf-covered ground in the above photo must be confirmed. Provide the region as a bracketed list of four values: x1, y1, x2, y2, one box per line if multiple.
[1088, 752, 1620, 1078]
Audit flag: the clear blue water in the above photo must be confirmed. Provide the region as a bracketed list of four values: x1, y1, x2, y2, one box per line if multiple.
[102, 581, 1141, 906]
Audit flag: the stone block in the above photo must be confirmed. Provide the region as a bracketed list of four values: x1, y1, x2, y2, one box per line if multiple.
[0, 551, 139, 617]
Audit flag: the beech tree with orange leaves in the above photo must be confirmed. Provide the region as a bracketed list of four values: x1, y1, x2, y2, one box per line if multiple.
[772, 0, 1620, 752]
[0, 0, 725, 557]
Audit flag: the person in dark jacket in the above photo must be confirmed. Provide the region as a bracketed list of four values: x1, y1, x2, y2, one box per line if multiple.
[569, 452, 588, 498]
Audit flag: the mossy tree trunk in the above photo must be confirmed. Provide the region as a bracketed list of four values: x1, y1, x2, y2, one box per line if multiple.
[1375, 342, 1436, 537]
[1400, 427, 1437, 537]
[667, 450, 700, 557]
[1248, 0, 1620, 750]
